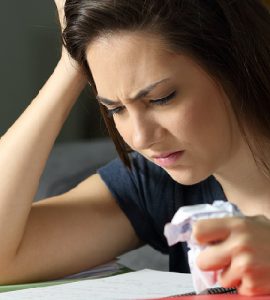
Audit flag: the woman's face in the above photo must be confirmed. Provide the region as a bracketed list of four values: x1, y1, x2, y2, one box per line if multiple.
[86, 32, 242, 184]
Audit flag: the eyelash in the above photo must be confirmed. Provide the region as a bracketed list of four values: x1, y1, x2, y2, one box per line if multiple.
[106, 90, 177, 117]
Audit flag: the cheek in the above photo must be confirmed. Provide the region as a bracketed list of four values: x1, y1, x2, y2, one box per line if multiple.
[114, 118, 132, 144]
[168, 99, 208, 140]
[173, 95, 232, 149]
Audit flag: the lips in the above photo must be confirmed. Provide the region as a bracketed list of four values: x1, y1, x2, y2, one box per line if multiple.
[152, 151, 184, 168]
[152, 152, 173, 159]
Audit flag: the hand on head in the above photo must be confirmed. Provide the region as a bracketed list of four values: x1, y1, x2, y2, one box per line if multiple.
[54, 0, 66, 32]
[53, 0, 83, 73]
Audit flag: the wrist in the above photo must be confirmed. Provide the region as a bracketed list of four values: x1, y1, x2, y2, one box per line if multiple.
[57, 52, 87, 87]
[58, 52, 80, 74]
[38, 54, 88, 108]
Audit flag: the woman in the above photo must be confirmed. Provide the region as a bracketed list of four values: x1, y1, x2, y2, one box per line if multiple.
[0, 0, 269, 296]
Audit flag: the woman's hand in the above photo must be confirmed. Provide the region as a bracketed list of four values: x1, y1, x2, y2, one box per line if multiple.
[53, 0, 85, 79]
[193, 216, 270, 296]
[54, 0, 66, 31]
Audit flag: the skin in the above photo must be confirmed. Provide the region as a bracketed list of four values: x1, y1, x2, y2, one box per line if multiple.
[86, 32, 270, 295]
[87, 32, 245, 186]
[0, 2, 140, 284]
[0, 1, 269, 295]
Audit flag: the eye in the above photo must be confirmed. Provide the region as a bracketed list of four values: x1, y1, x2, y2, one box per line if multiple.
[150, 90, 177, 106]
[106, 106, 125, 117]
[105, 90, 177, 117]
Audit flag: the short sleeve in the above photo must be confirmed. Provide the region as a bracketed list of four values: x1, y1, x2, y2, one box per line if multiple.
[97, 151, 227, 272]
[98, 152, 173, 254]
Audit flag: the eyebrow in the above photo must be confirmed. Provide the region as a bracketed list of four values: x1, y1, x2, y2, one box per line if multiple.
[96, 78, 170, 106]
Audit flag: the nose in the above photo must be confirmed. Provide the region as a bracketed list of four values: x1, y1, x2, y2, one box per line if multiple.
[130, 112, 163, 151]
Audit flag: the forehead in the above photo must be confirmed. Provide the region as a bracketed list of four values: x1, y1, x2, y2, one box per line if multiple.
[85, 32, 178, 99]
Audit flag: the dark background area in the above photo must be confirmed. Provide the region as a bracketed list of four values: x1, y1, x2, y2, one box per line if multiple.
[0, 1, 107, 142]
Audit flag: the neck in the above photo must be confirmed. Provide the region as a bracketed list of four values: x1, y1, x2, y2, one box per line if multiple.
[214, 141, 270, 216]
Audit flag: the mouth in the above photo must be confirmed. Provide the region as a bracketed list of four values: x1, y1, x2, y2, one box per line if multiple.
[151, 151, 184, 168]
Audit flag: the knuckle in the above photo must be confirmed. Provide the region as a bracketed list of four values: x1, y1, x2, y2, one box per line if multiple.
[231, 236, 252, 254]
[232, 217, 250, 232]
[253, 214, 268, 223]
[219, 273, 232, 288]
[192, 221, 199, 235]
[192, 224, 199, 241]
[196, 249, 210, 269]
[234, 255, 254, 275]
[241, 280, 261, 296]
[192, 221, 204, 241]
[219, 266, 241, 289]
[196, 254, 205, 269]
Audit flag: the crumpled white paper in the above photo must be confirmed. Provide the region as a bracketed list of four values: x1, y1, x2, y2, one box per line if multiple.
[164, 200, 243, 293]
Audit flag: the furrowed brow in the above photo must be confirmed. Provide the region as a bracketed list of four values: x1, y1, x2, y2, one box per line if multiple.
[96, 78, 170, 106]
[96, 96, 120, 106]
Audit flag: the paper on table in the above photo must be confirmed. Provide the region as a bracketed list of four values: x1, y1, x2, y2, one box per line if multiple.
[62, 260, 121, 279]
[0, 269, 194, 300]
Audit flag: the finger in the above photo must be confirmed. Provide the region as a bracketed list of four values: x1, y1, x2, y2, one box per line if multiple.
[238, 276, 269, 296]
[220, 255, 269, 296]
[219, 262, 242, 288]
[192, 218, 232, 244]
[54, 0, 66, 30]
[196, 242, 231, 271]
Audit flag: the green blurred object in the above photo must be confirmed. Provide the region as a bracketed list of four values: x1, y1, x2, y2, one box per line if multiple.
[0, 264, 131, 294]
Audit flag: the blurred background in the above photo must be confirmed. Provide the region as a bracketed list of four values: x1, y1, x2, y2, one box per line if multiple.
[0, 1, 107, 142]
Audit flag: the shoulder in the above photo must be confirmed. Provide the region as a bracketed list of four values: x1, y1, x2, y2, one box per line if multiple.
[97, 152, 176, 252]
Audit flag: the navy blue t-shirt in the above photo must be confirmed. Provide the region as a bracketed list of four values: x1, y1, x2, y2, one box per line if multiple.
[98, 152, 226, 273]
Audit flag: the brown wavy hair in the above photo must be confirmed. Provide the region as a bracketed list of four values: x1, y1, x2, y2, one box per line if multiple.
[63, 0, 270, 175]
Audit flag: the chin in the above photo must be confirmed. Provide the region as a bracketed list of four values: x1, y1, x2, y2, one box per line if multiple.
[165, 167, 211, 186]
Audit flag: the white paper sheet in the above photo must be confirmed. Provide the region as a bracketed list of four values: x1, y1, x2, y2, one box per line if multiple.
[62, 260, 120, 279]
[0, 269, 194, 300]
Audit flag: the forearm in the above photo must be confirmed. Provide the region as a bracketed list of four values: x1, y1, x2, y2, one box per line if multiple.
[0, 57, 86, 265]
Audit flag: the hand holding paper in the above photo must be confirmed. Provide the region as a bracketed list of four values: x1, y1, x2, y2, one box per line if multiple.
[194, 213, 270, 296]
[164, 201, 242, 293]
[164, 200, 270, 296]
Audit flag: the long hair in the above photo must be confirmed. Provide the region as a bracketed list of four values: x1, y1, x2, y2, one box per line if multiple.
[63, 0, 270, 175]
